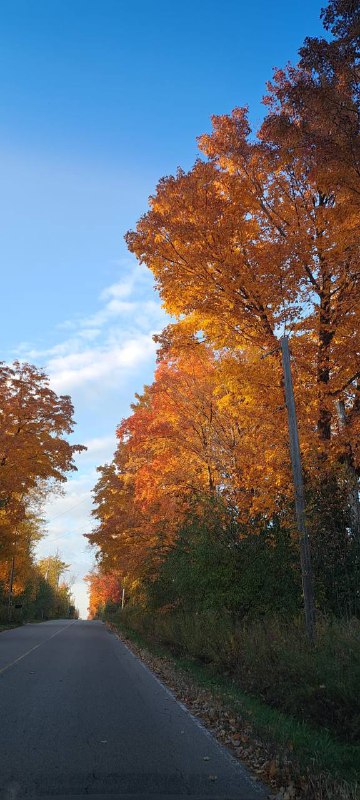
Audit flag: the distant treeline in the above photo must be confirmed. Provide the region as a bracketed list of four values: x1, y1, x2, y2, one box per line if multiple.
[0, 553, 78, 624]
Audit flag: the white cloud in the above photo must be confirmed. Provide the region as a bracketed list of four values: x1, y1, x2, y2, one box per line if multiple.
[78, 327, 101, 342]
[81, 434, 117, 460]
[17, 262, 167, 394]
[100, 277, 135, 301]
[80, 298, 136, 329]
[80, 268, 161, 331]
[48, 332, 157, 393]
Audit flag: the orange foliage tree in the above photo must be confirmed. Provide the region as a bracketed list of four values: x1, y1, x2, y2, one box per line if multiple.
[85, 570, 123, 619]
[126, 0, 359, 533]
[0, 361, 85, 596]
[87, 345, 251, 586]
[88, 0, 360, 618]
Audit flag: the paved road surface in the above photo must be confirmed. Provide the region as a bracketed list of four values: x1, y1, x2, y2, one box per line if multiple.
[0, 620, 267, 799]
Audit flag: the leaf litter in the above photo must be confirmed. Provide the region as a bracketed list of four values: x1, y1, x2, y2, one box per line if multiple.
[109, 623, 360, 800]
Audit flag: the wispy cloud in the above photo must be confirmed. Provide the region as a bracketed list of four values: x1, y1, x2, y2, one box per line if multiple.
[80, 434, 117, 462]
[48, 333, 157, 393]
[18, 261, 167, 394]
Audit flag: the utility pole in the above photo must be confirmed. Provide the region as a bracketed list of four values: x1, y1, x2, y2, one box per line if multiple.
[7, 555, 15, 622]
[121, 586, 125, 609]
[280, 336, 316, 642]
[337, 399, 360, 540]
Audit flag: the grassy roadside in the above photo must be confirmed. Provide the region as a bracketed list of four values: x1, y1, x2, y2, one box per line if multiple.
[0, 618, 64, 632]
[107, 615, 360, 800]
[0, 622, 22, 633]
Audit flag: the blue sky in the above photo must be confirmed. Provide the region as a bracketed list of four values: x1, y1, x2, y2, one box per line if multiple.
[0, 0, 324, 615]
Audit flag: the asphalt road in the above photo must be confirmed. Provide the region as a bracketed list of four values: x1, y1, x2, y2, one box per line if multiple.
[0, 620, 268, 800]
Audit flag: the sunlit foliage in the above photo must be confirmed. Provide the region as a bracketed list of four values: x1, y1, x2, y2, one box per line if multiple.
[88, 0, 360, 619]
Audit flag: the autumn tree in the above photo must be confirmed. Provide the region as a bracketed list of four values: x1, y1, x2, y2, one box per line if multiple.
[0, 361, 84, 506]
[0, 511, 43, 607]
[85, 569, 123, 619]
[126, 0, 360, 534]
[118, 346, 237, 513]
[88, 453, 151, 583]
[89, 0, 360, 623]
[38, 552, 70, 588]
[87, 344, 250, 585]
[31, 554, 74, 621]
[0, 361, 85, 606]
[261, 0, 360, 530]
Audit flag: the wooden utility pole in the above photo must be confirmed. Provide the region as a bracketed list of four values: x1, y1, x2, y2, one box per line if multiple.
[7, 555, 15, 622]
[121, 586, 125, 609]
[336, 399, 360, 540]
[280, 336, 316, 642]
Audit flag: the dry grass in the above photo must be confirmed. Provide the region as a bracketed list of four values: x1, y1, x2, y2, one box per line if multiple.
[117, 607, 360, 743]
[108, 616, 360, 800]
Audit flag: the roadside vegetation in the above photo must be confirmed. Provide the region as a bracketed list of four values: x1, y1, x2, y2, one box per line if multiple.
[0, 361, 84, 624]
[0, 553, 79, 625]
[86, 1, 360, 796]
[104, 507, 360, 743]
[95, 504, 360, 796]
[110, 604, 360, 746]
[106, 611, 360, 800]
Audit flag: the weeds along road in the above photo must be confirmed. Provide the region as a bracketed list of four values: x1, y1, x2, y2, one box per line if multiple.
[0, 620, 267, 800]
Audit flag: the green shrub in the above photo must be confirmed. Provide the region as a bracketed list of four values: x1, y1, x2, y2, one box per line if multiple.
[306, 476, 360, 618]
[145, 508, 302, 619]
[109, 499, 360, 743]
[114, 606, 360, 743]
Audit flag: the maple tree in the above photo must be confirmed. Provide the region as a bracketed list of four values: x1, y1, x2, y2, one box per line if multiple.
[87, 347, 224, 583]
[0, 511, 43, 600]
[126, 0, 359, 533]
[0, 361, 84, 505]
[0, 360, 85, 610]
[88, 339, 319, 616]
[88, 454, 150, 583]
[86, 569, 123, 619]
[118, 347, 237, 511]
